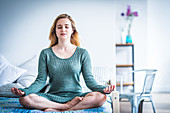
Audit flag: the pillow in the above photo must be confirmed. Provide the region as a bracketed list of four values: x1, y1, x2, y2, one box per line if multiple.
[0, 54, 8, 69]
[0, 54, 27, 87]
[0, 83, 25, 97]
[92, 66, 112, 85]
[17, 55, 38, 87]
[80, 66, 113, 92]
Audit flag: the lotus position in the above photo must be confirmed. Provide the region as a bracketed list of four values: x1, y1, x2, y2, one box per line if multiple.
[11, 14, 115, 112]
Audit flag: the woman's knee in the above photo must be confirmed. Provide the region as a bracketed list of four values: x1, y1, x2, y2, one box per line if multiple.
[19, 94, 37, 108]
[90, 92, 107, 107]
[96, 92, 106, 103]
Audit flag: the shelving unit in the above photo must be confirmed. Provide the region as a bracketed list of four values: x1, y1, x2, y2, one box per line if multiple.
[116, 43, 135, 92]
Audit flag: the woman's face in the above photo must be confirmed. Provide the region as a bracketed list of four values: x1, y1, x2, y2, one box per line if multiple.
[56, 18, 73, 40]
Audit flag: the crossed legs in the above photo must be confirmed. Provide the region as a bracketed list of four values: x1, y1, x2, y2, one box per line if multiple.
[19, 92, 106, 111]
[68, 92, 107, 111]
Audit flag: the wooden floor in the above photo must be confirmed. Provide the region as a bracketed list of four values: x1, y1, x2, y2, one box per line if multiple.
[120, 93, 170, 113]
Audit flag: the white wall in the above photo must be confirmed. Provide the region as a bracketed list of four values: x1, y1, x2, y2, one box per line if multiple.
[3, 0, 169, 93]
[0, 0, 116, 84]
[115, 0, 148, 92]
[115, 0, 170, 93]
[147, 0, 170, 92]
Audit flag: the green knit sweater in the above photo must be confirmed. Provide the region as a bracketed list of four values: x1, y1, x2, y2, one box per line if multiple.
[20, 47, 106, 103]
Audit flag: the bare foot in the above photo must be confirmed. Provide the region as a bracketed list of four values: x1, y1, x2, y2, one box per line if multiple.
[66, 97, 83, 109]
[44, 108, 61, 112]
[44, 97, 83, 112]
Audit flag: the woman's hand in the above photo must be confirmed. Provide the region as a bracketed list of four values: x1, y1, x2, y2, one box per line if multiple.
[11, 87, 25, 96]
[103, 85, 115, 94]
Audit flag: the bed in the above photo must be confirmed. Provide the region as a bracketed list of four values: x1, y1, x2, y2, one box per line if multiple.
[0, 54, 119, 113]
[0, 96, 113, 113]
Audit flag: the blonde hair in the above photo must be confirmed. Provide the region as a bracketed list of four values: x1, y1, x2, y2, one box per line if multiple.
[49, 14, 80, 47]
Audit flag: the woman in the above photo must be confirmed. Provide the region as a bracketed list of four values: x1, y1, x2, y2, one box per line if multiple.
[11, 14, 115, 112]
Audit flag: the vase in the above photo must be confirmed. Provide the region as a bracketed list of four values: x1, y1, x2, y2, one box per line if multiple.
[126, 35, 132, 43]
[120, 28, 127, 44]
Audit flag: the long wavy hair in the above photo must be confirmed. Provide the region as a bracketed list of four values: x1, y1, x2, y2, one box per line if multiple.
[49, 14, 80, 47]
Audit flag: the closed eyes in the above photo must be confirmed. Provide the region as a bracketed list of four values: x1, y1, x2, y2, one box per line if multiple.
[57, 24, 70, 29]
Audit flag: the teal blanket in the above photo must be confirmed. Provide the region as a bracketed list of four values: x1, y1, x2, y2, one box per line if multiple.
[0, 97, 112, 113]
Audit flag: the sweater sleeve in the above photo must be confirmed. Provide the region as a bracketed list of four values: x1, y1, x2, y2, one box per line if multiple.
[81, 49, 107, 93]
[19, 50, 48, 96]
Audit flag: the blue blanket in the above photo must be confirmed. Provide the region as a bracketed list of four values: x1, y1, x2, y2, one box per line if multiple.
[0, 97, 112, 113]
